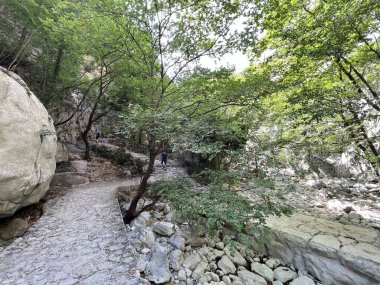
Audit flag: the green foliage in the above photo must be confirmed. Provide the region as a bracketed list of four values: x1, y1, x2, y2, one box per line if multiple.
[237, 0, 380, 176]
[123, 105, 188, 153]
[93, 145, 133, 166]
[149, 172, 292, 247]
[112, 148, 132, 166]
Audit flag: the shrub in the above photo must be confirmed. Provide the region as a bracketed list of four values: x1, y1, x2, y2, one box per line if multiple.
[149, 172, 292, 248]
[112, 148, 132, 165]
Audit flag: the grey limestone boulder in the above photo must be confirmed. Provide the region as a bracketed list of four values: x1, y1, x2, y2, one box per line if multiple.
[237, 270, 267, 285]
[207, 272, 220, 282]
[274, 267, 297, 283]
[218, 256, 236, 275]
[289, 276, 315, 285]
[130, 211, 152, 228]
[55, 142, 69, 163]
[0, 67, 56, 217]
[70, 160, 88, 173]
[192, 261, 208, 279]
[251, 262, 274, 282]
[169, 233, 186, 250]
[170, 249, 184, 270]
[127, 227, 155, 248]
[178, 269, 187, 281]
[198, 246, 215, 262]
[50, 173, 89, 187]
[264, 258, 278, 269]
[152, 221, 174, 236]
[183, 252, 202, 270]
[0, 218, 29, 240]
[145, 245, 171, 284]
[225, 244, 247, 267]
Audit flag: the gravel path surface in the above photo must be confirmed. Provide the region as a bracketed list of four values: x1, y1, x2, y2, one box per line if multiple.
[0, 160, 185, 285]
[0, 180, 141, 285]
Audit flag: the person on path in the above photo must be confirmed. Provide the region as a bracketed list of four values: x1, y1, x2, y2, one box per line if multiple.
[96, 130, 100, 143]
[161, 151, 168, 170]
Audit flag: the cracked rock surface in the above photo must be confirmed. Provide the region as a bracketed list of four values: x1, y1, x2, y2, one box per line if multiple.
[259, 213, 380, 285]
[0, 67, 57, 218]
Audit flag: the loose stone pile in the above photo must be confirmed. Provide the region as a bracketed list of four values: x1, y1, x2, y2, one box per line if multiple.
[244, 177, 380, 229]
[122, 200, 321, 285]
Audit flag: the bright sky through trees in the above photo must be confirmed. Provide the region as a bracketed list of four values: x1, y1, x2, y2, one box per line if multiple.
[200, 51, 250, 72]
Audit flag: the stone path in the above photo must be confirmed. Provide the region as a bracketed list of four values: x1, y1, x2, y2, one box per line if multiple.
[0, 180, 141, 285]
[0, 160, 186, 285]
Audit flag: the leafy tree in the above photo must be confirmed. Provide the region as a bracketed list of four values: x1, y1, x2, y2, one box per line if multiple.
[0, 0, 87, 107]
[1, 0, 147, 159]
[111, 0, 262, 222]
[149, 173, 291, 246]
[242, 0, 380, 177]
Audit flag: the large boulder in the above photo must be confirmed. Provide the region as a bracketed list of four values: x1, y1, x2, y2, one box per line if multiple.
[55, 142, 69, 163]
[0, 67, 56, 217]
[145, 245, 171, 284]
[0, 218, 29, 240]
[50, 173, 89, 187]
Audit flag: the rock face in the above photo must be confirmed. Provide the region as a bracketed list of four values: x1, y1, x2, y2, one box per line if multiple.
[51, 173, 89, 188]
[55, 142, 69, 163]
[252, 213, 380, 285]
[0, 68, 56, 217]
[0, 218, 29, 240]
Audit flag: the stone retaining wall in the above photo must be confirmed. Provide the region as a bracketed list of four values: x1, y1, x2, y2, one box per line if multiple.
[253, 213, 380, 285]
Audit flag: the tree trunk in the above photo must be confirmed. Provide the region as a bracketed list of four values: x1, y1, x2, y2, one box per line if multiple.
[352, 114, 380, 177]
[355, 27, 380, 61]
[341, 56, 380, 101]
[52, 40, 65, 82]
[341, 111, 380, 177]
[123, 149, 157, 223]
[336, 58, 380, 112]
[82, 130, 91, 160]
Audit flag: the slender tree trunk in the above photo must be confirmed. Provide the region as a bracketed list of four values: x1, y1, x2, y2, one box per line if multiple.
[81, 66, 106, 160]
[123, 145, 157, 223]
[82, 130, 91, 160]
[341, 56, 380, 101]
[354, 27, 380, 61]
[52, 40, 65, 82]
[336, 59, 380, 112]
[349, 108, 380, 176]
[341, 111, 380, 177]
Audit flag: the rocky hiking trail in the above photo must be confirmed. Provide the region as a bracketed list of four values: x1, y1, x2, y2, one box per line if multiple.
[0, 179, 141, 285]
[0, 161, 380, 285]
[0, 162, 186, 285]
